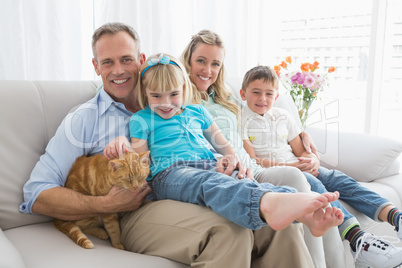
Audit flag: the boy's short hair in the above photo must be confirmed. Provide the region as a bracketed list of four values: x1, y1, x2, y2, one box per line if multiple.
[241, 66, 279, 91]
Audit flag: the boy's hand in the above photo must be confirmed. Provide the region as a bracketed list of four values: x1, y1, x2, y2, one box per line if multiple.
[104, 136, 133, 159]
[296, 157, 320, 177]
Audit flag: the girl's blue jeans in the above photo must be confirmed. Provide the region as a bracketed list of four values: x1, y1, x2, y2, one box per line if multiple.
[304, 166, 393, 237]
[150, 159, 297, 230]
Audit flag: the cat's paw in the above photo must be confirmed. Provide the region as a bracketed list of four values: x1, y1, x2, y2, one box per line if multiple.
[95, 231, 109, 240]
[87, 228, 109, 240]
[79, 239, 94, 249]
[112, 243, 125, 250]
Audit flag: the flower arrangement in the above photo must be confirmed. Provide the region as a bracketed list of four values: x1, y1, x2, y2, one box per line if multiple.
[274, 57, 335, 128]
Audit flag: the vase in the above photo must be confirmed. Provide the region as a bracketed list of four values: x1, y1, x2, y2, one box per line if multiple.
[295, 97, 313, 129]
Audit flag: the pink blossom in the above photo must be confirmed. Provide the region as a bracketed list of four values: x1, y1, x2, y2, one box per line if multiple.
[303, 73, 315, 88]
[291, 73, 301, 85]
[297, 75, 305, 84]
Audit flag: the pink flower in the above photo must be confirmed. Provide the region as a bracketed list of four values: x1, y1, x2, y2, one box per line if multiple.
[291, 73, 301, 85]
[297, 75, 305, 84]
[303, 73, 315, 88]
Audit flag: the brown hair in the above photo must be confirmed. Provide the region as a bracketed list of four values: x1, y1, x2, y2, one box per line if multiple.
[242, 66, 279, 91]
[92, 22, 141, 60]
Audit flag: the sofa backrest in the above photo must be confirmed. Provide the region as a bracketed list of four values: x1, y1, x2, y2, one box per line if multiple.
[0, 81, 99, 230]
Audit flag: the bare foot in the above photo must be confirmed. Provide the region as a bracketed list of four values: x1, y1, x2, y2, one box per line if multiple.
[260, 191, 340, 231]
[297, 206, 344, 237]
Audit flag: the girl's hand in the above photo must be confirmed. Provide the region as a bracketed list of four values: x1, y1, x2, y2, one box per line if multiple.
[104, 136, 133, 159]
[216, 154, 238, 175]
[216, 155, 252, 179]
[244, 168, 255, 180]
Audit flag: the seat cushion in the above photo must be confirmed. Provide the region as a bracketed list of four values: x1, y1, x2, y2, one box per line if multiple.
[5, 222, 188, 268]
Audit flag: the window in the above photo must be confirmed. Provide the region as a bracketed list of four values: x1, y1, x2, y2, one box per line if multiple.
[273, 0, 401, 144]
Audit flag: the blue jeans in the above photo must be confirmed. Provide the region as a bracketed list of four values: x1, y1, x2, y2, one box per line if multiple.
[150, 159, 297, 230]
[303, 166, 393, 237]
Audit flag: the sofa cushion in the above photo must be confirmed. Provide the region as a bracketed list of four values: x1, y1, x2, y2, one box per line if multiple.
[0, 228, 25, 268]
[5, 222, 187, 268]
[0, 81, 98, 230]
[307, 127, 402, 182]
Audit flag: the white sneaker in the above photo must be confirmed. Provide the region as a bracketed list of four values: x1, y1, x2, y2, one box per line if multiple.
[395, 216, 402, 240]
[352, 233, 402, 268]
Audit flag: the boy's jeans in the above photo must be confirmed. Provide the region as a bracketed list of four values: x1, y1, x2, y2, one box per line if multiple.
[304, 166, 392, 237]
[151, 159, 296, 230]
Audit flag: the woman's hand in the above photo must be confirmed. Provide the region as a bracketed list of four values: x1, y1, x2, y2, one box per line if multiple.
[300, 131, 319, 159]
[103, 136, 133, 159]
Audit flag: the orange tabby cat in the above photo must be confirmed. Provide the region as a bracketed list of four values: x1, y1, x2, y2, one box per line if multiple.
[54, 151, 150, 249]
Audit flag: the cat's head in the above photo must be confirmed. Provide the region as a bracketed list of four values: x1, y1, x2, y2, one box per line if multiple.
[108, 151, 150, 190]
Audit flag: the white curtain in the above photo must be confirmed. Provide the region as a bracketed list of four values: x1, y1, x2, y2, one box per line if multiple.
[0, 0, 94, 80]
[0, 0, 282, 81]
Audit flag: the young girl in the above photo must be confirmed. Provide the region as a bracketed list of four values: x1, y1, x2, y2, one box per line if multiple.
[110, 53, 344, 235]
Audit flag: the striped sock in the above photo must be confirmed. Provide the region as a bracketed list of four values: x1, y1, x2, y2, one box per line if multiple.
[345, 225, 364, 251]
[387, 208, 402, 228]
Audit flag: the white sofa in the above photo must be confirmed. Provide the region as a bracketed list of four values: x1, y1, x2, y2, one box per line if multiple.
[1, 80, 401, 267]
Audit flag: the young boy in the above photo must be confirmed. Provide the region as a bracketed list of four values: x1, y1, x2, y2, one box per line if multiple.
[239, 65, 402, 268]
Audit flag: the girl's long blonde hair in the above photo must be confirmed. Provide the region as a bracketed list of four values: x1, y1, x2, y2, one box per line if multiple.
[180, 30, 240, 117]
[138, 53, 193, 109]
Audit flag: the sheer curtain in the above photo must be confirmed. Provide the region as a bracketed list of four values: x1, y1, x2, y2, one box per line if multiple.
[0, 0, 94, 80]
[0, 0, 277, 80]
[1, 0, 400, 141]
[93, 0, 279, 80]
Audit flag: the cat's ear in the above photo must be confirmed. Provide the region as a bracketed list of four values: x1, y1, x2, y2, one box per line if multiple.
[140, 151, 150, 159]
[140, 151, 150, 165]
[110, 160, 124, 171]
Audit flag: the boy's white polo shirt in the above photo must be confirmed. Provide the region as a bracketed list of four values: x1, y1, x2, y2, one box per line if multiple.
[240, 105, 301, 163]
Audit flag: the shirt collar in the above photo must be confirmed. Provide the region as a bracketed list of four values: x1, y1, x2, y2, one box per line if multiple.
[97, 84, 132, 116]
[201, 88, 216, 106]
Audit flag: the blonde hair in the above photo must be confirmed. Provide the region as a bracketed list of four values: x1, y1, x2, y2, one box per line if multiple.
[242, 66, 279, 91]
[138, 53, 193, 109]
[180, 30, 240, 117]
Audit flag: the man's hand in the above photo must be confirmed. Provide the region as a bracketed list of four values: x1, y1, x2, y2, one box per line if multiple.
[104, 136, 132, 159]
[103, 182, 151, 213]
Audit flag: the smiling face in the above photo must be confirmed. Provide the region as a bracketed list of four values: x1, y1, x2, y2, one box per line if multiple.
[189, 43, 224, 92]
[92, 31, 145, 104]
[146, 86, 184, 119]
[240, 79, 279, 116]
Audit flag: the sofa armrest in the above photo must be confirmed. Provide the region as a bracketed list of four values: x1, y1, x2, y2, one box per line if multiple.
[306, 127, 402, 182]
[0, 228, 25, 268]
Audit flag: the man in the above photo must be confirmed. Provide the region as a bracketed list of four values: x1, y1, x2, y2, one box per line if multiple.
[20, 22, 314, 267]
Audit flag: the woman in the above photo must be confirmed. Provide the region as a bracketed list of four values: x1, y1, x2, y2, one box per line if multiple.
[180, 29, 345, 268]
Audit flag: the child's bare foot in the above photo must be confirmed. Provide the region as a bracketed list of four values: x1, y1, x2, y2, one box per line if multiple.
[260, 191, 340, 231]
[297, 206, 344, 237]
